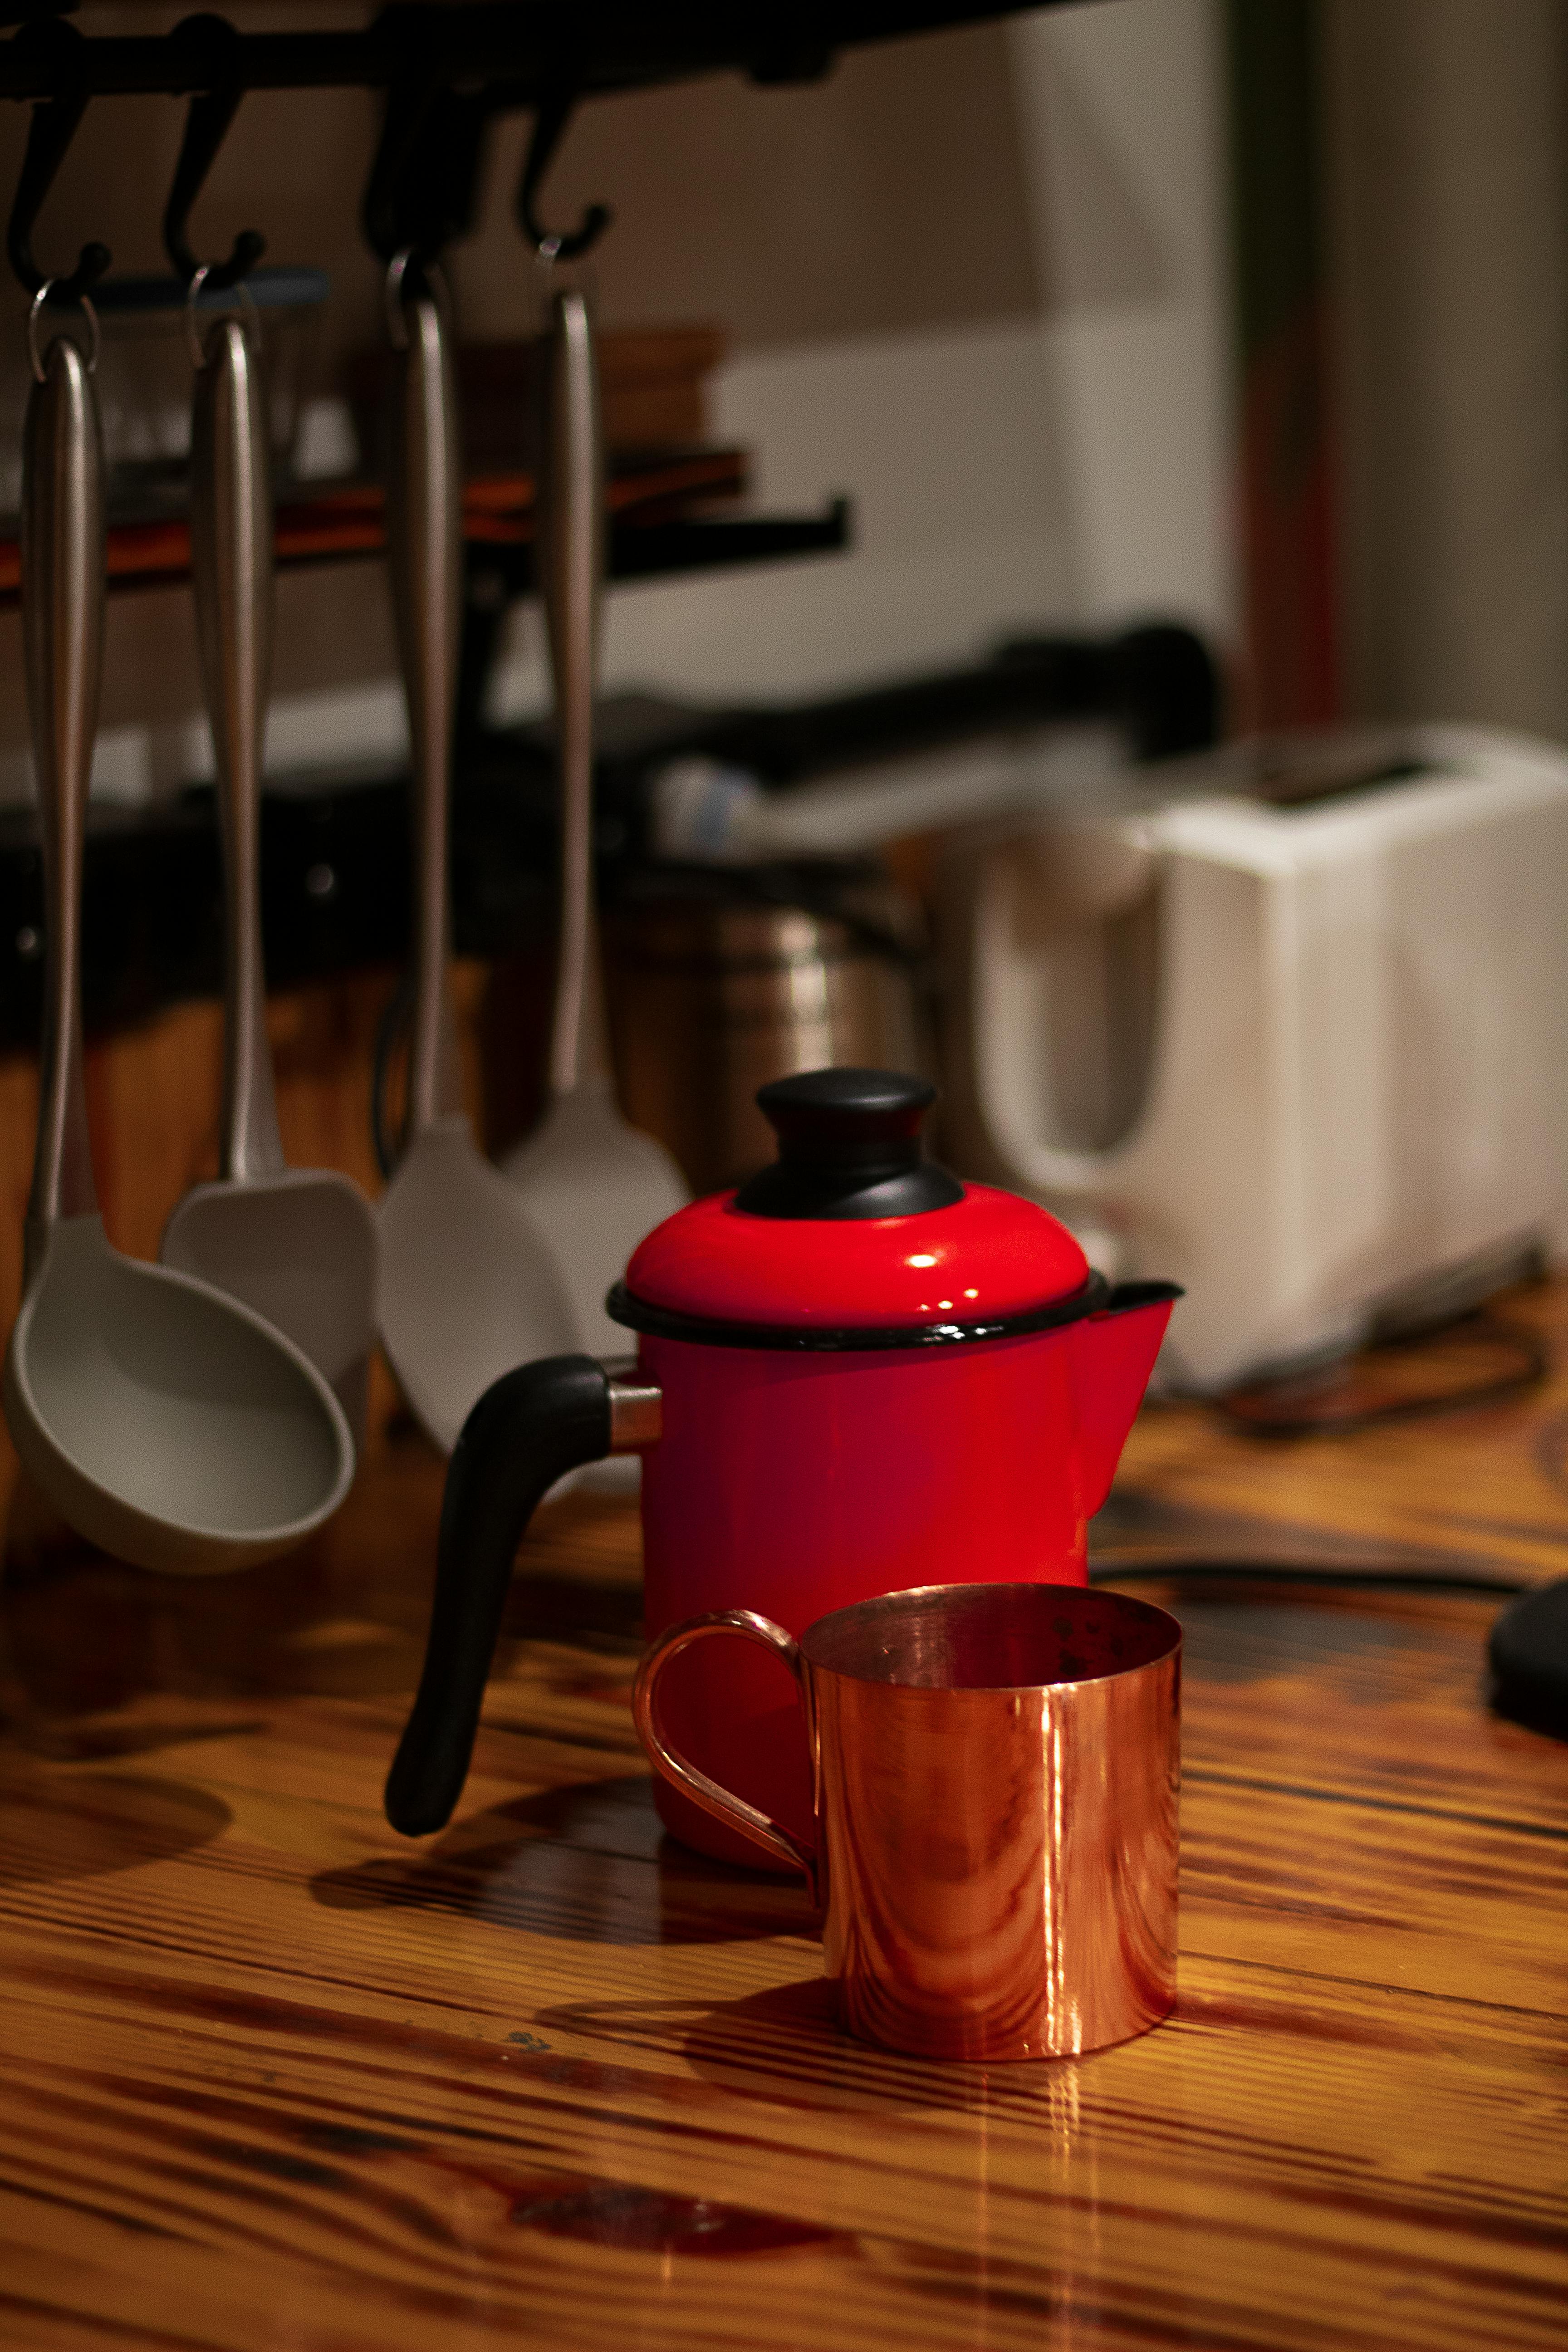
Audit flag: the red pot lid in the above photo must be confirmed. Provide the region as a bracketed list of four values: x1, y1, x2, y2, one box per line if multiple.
[617, 1070, 1089, 1340]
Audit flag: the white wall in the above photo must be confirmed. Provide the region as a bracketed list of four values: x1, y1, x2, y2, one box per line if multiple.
[495, 0, 1238, 718]
[494, 316, 1079, 719]
[1014, 0, 1235, 641]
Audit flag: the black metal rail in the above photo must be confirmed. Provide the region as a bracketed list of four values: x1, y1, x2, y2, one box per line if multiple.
[0, 4, 1034, 104]
[3, 2, 1054, 300]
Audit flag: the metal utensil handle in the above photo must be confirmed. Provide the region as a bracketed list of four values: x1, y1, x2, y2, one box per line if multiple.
[632, 1611, 820, 1897]
[387, 281, 463, 1138]
[539, 283, 608, 1095]
[22, 333, 104, 1237]
[191, 313, 284, 1183]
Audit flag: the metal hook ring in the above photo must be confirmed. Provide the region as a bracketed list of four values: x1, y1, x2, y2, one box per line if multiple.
[383, 247, 413, 349]
[28, 279, 100, 385]
[184, 262, 260, 370]
[525, 204, 610, 266]
[517, 90, 612, 265]
[383, 247, 448, 350]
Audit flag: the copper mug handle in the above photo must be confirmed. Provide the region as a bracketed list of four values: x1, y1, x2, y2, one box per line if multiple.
[632, 1609, 819, 1901]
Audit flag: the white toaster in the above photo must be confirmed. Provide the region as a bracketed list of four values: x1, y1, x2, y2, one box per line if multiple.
[938, 724, 1568, 1390]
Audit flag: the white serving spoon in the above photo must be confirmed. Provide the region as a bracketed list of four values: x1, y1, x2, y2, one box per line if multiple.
[160, 311, 378, 1451]
[2, 321, 353, 1575]
[504, 282, 687, 1357]
[376, 272, 573, 1454]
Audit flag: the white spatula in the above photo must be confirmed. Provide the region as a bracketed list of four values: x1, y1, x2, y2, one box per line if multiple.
[376, 273, 573, 1453]
[504, 281, 687, 1356]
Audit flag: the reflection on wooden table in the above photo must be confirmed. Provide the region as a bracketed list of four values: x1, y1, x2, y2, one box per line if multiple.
[1, 1285, 1566, 2349]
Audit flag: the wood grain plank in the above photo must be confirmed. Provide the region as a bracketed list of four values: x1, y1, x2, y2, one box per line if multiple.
[2, 1426, 1566, 2350]
[1107, 1281, 1568, 1586]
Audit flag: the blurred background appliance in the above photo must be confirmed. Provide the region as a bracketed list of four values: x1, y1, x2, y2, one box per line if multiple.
[603, 862, 927, 1193]
[939, 724, 1568, 1390]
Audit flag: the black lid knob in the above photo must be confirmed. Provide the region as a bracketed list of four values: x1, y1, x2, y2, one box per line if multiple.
[734, 1067, 965, 1220]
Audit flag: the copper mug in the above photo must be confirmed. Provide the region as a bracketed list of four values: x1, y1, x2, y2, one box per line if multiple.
[634, 1582, 1181, 2062]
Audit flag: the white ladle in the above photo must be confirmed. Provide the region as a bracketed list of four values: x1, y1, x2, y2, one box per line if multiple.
[160, 311, 379, 1451]
[2, 322, 353, 1576]
[376, 271, 573, 1454]
[503, 282, 687, 1357]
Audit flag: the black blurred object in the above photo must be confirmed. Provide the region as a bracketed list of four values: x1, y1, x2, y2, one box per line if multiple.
[691, 622, 1220, 782]
[468, 621, 1222, 861]
[0, 5, 1050, 113]
[1488, 1581, 1568, 1741]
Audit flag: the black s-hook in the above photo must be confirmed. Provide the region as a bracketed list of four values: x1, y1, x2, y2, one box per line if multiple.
[162, 14, 264, 289]
[5, 17, 110, 300]
[517, 88, 610, 262]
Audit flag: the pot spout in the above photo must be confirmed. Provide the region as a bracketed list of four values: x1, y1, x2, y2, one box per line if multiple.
[1073, 1281, 1182, 1518]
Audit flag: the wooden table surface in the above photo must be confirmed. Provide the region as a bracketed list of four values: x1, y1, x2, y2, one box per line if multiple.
[2, 1283, 1567, 2351]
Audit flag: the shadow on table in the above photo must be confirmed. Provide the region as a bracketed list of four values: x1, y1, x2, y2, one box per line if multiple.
[534, 1975, 1064, 2122]
[0, 1475, 422, 1722]
[507, 2172, 846, 2257]
[0, 1760, 231, 1883]
[309, 1773, 814, 1947]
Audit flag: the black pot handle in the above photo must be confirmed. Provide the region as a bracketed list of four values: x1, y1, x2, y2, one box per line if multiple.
[386, 1353, 615, 1836]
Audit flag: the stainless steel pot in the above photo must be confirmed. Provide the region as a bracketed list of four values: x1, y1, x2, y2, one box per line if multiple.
[603, 865, 927, 1193]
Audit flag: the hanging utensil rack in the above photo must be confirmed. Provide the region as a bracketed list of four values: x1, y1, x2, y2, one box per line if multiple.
[0, 0, 1064, 1056]
[0, 1, 1041, 309]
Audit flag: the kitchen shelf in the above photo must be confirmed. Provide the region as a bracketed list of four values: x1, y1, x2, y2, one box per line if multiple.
[0, 448, 849, 606]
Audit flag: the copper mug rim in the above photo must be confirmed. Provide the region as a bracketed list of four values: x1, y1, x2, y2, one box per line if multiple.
[792, 1578, 1181, 1694]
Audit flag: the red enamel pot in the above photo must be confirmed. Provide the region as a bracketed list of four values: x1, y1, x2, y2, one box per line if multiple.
[385, 1070, 1179, 1862]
